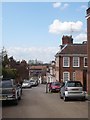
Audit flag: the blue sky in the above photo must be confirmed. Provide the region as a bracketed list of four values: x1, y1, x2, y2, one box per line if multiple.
[2, 2, 88, 63]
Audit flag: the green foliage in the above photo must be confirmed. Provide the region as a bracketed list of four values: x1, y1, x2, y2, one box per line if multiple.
[2, 54, 9, 67]
[2, 68, 18, 79]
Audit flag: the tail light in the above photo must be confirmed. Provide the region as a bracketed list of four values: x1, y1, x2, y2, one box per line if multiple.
[65, 87, 68, 91]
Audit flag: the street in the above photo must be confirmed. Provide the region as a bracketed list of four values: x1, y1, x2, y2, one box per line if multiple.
[2, 84, 88, 118]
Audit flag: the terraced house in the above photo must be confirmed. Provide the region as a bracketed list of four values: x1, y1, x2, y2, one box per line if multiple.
[55, 35, 87, 91]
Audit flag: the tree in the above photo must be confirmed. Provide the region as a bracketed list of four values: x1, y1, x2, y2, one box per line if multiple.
[2, 68, 18, 79]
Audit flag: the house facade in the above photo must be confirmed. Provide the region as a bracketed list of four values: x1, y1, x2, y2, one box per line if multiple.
[86, 1, 90, 93]
[46, 61, 56, 83]
[55, 36, 87, 89]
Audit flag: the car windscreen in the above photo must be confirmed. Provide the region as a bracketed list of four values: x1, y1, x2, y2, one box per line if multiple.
[30, 80, 35, 82]
[0, 81, 12, 88]
[67, 81, 82, 87]
[23, 81, 29, 83]
[52, 82, 60, 86]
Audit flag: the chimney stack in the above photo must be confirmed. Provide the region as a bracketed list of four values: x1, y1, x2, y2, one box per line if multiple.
[62, 35, 73, 45]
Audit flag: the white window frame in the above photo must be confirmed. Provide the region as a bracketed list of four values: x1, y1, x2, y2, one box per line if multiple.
[84, 57, 87, 67]
[63, 57, 70, 67]
[73, 72, 75, 81]
[63, 72, 70, 82]
[73, 57, 80, 67]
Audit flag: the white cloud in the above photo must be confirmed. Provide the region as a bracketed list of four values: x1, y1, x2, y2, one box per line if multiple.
[53, 3, 69, 10]
[74, 33, 87, 43]
[61, 3, 69, 10]
[7, 47, 59, 63]
[53, 2, 61, 8]
[49, 19, 83, 35]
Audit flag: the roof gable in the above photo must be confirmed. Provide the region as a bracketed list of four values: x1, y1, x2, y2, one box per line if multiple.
[58, 44, 87, 55]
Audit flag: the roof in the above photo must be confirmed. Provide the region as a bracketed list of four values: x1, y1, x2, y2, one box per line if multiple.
[55, 44, 87, 57]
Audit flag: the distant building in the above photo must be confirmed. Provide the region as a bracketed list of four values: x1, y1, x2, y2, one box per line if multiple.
[28, 59, 43, 65]
[46, 61, 56, 83]
[55, 35, 87, 90]
[29, 64, 49, 83]
[86, 1, 90, 93]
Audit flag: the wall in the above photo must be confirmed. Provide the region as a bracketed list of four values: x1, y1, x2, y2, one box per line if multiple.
[87, 7, 90, 94]
[55, 57, 59, 81]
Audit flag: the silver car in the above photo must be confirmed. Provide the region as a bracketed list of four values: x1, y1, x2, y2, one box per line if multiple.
[60, 81, 86, 101]
[22, 81, 32, 88]
[30, 80, 38, 86]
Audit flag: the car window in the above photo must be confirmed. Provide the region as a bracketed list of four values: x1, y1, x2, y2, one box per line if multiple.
[67, 82, 82, 87]
[30, 80, 34, 82]
[52, 82, 60, 86]
[0, 81, 12, 88]
[55, 83, 60, 86]
[23, 81, 29, 83]
[61, 82, 65, 87]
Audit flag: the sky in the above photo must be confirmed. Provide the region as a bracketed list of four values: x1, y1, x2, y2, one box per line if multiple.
[1, 2, 88, 63]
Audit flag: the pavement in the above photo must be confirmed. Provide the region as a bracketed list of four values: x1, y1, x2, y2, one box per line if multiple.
[85, 92, 90, 101]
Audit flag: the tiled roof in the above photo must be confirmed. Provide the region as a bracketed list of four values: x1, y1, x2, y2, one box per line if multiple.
[56, 44, 87, 56]
[30, 65, 47, 70]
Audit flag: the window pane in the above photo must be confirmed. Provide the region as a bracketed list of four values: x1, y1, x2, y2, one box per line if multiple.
[84, 57, 87, 67]
[63, 57, 69, 67]
[73, 57, 79, 67]
[63, 72, 69, 81]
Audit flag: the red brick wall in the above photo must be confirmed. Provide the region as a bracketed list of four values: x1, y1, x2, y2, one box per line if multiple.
[59, 56, 86, 82]
[87, 8, 90, 94]
[62, 36, 73, 45]
[75, 70, 83, 84]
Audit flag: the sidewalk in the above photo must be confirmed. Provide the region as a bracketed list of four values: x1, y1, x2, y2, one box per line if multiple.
[86, 92, 90, 101]
[87, 95, 90, 101]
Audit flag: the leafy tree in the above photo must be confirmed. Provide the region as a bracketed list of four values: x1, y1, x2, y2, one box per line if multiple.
[2, 68, 18, 79]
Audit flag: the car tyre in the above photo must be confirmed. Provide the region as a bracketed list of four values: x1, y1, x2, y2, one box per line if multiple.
[13, 99, 18, 105]
[18, 95, 21, 100]
[82, 97, 86, 101]
[60, 94, 63, 99]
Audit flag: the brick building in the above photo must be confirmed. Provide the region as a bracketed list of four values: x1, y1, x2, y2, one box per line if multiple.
[86, 1, 90, 94]
[29, 64, 48, 83]
[55, 36, 87, 89]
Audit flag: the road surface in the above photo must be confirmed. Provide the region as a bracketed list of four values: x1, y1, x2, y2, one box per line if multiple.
[2, 84, 88, 118]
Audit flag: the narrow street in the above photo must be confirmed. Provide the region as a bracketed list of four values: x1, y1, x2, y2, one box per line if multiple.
[2, 84, 88, 118]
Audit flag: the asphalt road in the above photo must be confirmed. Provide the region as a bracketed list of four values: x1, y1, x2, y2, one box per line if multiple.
[2, 84, 88, 118]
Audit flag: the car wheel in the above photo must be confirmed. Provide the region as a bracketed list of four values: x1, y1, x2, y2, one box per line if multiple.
[82, 97, 86, 101]
[60, 93, 63, 99]
[13, 99, 18, 105]
[18, 95, 21, 100]
[63, 95, 68, 101]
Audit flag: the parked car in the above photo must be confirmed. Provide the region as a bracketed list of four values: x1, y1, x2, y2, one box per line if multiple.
[49, 81, 61, 92]
[0, 79, 22, 105]
[22, 80, 32, 88]
[30, 79, 38, 87]
[60, 81, 86, 101]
